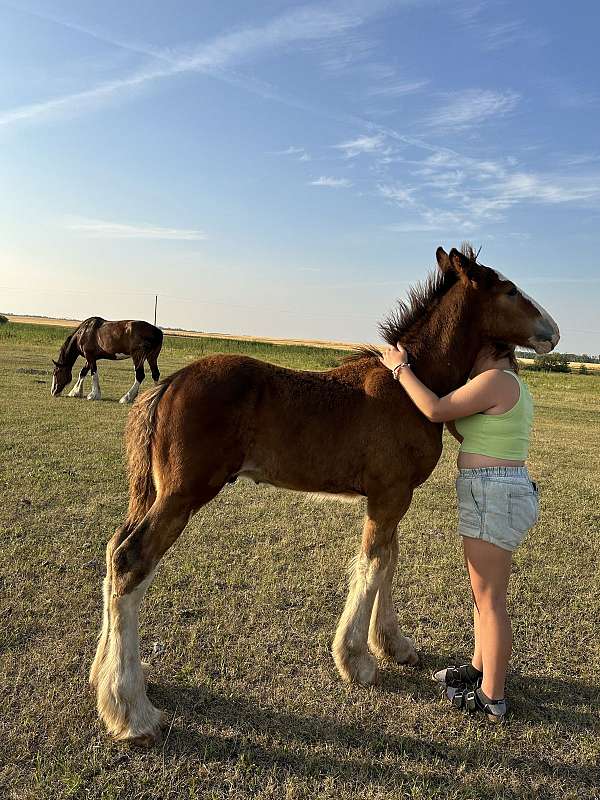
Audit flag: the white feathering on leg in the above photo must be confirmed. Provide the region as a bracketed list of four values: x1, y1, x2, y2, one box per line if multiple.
[119, 380, 141, 404]
[87, 372, 101, 401]
[96, 572, 163, 743]
[68, 376, 85, 397]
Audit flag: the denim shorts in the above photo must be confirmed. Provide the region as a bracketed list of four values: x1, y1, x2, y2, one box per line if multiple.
[456, 467, 540, 552]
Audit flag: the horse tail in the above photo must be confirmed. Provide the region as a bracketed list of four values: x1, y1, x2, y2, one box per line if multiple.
[124, 373, 176, 523]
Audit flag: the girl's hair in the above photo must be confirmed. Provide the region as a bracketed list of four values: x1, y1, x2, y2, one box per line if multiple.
[490, 341, 519, 373]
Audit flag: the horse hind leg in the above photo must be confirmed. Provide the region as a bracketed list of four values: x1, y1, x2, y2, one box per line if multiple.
[94, 495, 192, 744]
[147, 348, 161, 383]
[89, 521, 133, 689]
[367, 530, 419, 666]
[119, 360, 144, 404]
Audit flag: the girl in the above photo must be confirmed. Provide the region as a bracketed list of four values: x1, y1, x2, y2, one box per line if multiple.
[380, 341, 539, 722]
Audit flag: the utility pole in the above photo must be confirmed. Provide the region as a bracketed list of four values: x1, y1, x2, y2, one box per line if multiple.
[154, 295, 158, 327]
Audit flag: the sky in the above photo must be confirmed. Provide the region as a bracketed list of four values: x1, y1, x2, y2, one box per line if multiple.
[2, 0, 600, 354]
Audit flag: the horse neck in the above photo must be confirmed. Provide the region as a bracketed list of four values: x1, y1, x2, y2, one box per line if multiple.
[405, 287, 482, 396]
[59, 333, 80, 368]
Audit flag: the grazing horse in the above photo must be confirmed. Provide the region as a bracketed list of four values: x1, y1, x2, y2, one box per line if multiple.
[89, 246, 559, 745]
[51, 317, 163, 404]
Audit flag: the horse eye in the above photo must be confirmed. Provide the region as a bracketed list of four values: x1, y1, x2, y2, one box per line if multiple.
[507, 286, 518, 296]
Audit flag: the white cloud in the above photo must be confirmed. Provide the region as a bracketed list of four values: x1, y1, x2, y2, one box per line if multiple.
[427, 89, 520, 131]
[482, 20, 550, 50]
[278, 146, 305, 155]
[368, 79, 429, 97]
[403, 142, 600, 228]
[561, 153, 600, 167]
[385, 222, 440, 233]
[0, 5, 369, 127]
[377, 183, 416, 206]
[333, 133, 388, 158]
[309, 176, 352, 187]
[453, 5, 549, 51]
[65, 217, 208, 240]
[385, 207, 475, 233]
[275, 146, 311, 161]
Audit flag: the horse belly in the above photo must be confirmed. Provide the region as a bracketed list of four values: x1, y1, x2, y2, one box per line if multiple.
[239, 405, 367, 495]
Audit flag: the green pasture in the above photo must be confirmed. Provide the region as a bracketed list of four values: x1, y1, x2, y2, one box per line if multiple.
[0, 321, 599, 799]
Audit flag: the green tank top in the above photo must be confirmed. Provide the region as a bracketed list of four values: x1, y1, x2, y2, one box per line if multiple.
[454, 371, 533, 460]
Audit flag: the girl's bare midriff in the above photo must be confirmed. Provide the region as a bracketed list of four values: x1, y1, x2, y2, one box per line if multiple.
[457, 452, 525, 469]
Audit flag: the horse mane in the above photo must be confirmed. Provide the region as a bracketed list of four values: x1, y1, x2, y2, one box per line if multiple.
[378, 269, 459, 349]
[57, 331, 77, 365]
[345, 270, 459, 363]
[346, 243, 479, 363]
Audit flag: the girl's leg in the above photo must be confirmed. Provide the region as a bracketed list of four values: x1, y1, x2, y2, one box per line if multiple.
[463, 537, 512, 699]
[472, 603, 483, 673]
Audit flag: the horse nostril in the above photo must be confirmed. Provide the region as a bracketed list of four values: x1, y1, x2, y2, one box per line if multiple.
[535, 319, 558, 345]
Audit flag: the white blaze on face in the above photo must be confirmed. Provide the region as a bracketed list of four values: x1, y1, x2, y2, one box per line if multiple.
[51, 375, 57, 395]
[494, 269, 560, 352]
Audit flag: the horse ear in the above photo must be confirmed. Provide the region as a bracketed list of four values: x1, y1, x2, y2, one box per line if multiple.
[52, 359, 59, 366]
[436, 247, 452, 272]
[449, 248, 479, 287]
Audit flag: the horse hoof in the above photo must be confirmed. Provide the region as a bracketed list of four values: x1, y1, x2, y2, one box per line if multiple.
[393, 636, 421, 667]
[333, 647, 380, 686]
[112, 710, 167, 747]
[354, 654, 380, 685]
[127, 730, 161, 748]
[403, 641, 421, 668]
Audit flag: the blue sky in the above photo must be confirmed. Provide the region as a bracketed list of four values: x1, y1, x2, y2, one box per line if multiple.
[2, 0, 599, 354]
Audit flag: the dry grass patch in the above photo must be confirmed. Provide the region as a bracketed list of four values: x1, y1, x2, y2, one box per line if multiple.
[1, 322, 599, 800]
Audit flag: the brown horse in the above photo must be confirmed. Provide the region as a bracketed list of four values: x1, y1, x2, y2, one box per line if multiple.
[51, 317, 163, 404]
[89, 246, 559, 744]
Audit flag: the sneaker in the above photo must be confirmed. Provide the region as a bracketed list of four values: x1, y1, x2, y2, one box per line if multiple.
[474, 687, 508, 723]
[432, 663, 482, 689]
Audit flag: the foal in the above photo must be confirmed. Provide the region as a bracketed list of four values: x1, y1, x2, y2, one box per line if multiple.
[51, 317, 163, 404]
[90, 247, 559, 744]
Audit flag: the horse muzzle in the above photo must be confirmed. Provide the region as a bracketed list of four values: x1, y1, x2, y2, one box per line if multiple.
[528, 318, 560, 354]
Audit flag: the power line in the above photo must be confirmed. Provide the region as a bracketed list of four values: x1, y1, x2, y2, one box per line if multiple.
[1, 285, 598, 334]
[0, 285, 375, 321]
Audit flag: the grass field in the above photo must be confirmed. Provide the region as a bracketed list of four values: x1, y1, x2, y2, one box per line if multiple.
[1, 321, 599, 800]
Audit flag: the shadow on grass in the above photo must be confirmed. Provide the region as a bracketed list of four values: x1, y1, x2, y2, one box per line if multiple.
[420, 648, 600, 729]
[151, 673, 599, 794]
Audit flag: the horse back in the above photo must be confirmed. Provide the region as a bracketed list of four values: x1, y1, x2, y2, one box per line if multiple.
[78, 318, 162, 358]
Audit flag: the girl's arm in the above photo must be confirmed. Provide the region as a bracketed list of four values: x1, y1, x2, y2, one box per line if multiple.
[379, 345, 500, 423]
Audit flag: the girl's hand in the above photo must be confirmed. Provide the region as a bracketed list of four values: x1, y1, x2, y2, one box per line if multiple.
[379, 343, 409, 371]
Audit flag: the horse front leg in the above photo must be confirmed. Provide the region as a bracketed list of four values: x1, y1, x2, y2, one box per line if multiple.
[368, 530, 419, 666]
[68, 364, 89, 398]
[87, 361, 101, 401]
[119, 358, 144, 404]
[332, 490, 410, 685]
